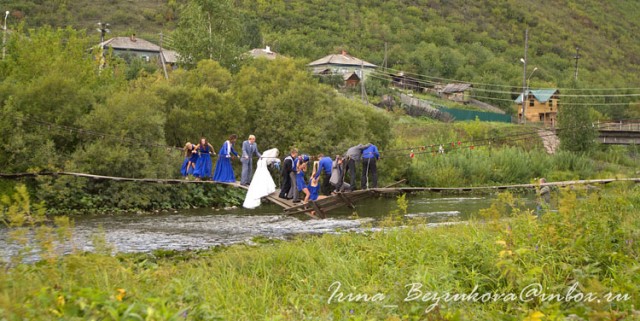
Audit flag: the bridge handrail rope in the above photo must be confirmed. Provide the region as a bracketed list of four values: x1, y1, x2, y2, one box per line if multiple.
[1, 171, 637, 192]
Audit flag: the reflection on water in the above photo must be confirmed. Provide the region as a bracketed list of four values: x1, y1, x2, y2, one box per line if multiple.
[0, 192, 537, 261]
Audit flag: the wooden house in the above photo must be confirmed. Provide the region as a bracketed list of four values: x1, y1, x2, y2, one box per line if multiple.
[97, 35, 178, 67]
[308, 50, 377, 86]
[344, 72, 360, 87]
[514, 89, 559, 126]
[440, 83, 472, 103]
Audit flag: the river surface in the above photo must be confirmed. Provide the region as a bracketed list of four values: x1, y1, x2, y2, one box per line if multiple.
[0, 193, 537, 261]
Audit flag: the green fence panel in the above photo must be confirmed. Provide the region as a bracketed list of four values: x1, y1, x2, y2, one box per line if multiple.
[437, 106, 513, 123]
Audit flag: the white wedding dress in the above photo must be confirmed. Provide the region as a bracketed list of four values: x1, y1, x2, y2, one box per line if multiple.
[243, 148, 280, 209]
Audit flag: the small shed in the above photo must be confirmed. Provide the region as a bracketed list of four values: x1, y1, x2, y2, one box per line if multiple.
[344, 72, 360, 87]
[389, 72, 422, 91]
[440, 83, 473, 103]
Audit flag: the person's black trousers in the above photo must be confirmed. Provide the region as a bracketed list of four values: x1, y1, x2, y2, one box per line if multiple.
[279, 172, 291, 198]
[321, 171, 332, 196]
[346, 158, 357, 190]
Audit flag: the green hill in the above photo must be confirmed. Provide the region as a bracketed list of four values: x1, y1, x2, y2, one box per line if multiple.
[5, 0, 640, 112]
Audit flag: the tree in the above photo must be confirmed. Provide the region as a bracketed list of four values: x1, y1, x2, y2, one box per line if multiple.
[171, 0, 244, 69]
[557, 83, 599, 153]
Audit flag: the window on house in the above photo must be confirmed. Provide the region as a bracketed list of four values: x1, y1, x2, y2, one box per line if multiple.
[529, 99, 535, 107]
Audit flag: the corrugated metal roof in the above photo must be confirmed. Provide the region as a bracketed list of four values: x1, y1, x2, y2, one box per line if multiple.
[515, 89, 559, 104]
[442, 83, 472, 93]
[308, 51, 377, 68]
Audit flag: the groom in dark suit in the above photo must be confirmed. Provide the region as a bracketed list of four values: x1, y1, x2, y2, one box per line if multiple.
[240, 135, 262, 186]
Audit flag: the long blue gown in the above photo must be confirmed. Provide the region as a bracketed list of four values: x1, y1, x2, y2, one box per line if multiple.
[296, 169, 308, 191]
[180, 146, 197, 177]
[193, 145, 213, 178]
[213, 141, 238, 182]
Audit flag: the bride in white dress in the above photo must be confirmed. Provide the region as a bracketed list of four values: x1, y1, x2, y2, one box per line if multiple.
[243, 148, 280, 209]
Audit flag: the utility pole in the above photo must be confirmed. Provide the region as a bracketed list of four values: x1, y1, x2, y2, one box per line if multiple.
[573, 46, 580, 82]
[361, 60, 367, 104]
[96, 22, 110, 71]
[383, 42, 388, 71]
[97, 22, 110, 43]
[521, 28, 529, 124]
[159, 32, 169, 79]
[2, 11, 9, 60]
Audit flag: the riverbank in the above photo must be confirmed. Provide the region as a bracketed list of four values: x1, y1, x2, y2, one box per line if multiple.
[1, 183, 638, 319]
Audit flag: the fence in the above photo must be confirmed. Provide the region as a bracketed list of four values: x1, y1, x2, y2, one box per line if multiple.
[400, 93, 513, 123]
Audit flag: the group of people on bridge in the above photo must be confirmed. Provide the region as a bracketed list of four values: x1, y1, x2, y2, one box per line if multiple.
[180, 135, 380, 206]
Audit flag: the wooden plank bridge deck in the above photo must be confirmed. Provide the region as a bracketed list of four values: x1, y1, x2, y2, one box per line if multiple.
[2, 171, 639, 219]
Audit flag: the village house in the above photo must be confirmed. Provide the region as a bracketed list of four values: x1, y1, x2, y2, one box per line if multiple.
[440, 83, 473, 103]
[514, 89, 560, 126]
[308, 50, 377, 87]
[97, 35, 178, 67]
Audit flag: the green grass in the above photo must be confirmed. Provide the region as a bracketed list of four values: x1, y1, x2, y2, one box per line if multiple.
[1, 184, 639, 320]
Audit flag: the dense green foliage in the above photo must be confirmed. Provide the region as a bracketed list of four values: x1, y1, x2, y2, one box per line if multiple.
[1, 184, 639, 319]
[0, 27, 392, 211]
[5, 0, 640, 115]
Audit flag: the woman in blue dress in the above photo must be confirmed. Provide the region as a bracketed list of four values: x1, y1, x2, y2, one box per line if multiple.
[193, 137, 215, 179]
[296, 161, 311, 203]
[180, 142, 196, 178]
[213, 134, 239, 182]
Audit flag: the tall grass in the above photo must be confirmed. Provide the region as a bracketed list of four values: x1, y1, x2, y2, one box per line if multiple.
[1, 184, 639, 319]
[404, 147, 596, 187]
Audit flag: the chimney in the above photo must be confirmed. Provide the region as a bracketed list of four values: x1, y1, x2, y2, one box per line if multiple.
[130, 33, 137, 42]
[341, 50, 347, 55]
[265, 45, 271, 53]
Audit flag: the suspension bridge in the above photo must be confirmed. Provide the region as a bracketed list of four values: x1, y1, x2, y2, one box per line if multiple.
[2, 171, 638, 219]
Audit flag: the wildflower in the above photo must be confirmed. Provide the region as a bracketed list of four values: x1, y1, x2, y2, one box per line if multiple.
[495, 240, 507, 246]
[57, 295, 65, 307]
[524, 311, 545, 321]
[350, 309, 354, 314]
[116, 288, 126, 302]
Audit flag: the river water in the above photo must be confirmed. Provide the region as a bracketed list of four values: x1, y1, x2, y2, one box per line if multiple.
[0, 193, 537, 261]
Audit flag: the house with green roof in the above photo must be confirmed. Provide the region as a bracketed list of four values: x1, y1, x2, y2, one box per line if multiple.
[514, 89, 559, 126]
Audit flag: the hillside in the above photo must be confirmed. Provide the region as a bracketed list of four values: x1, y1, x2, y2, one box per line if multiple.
[4, 0, 640, 113]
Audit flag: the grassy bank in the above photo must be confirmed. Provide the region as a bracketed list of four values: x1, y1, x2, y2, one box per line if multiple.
[379, 118, 639, 187]
[1, 184, 639, 320]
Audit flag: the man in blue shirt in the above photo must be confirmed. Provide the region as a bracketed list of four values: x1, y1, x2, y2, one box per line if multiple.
[314, 153, 333, 196]
[361, 144, 380, 189]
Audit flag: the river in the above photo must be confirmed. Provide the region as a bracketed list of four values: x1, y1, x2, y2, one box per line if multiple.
[0, 192, 538, 261]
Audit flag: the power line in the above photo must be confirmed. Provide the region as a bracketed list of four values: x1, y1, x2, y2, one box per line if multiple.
[369, 71, 640, 99]
[367, 73, 639, 106]
[380, 65, 640, 93]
